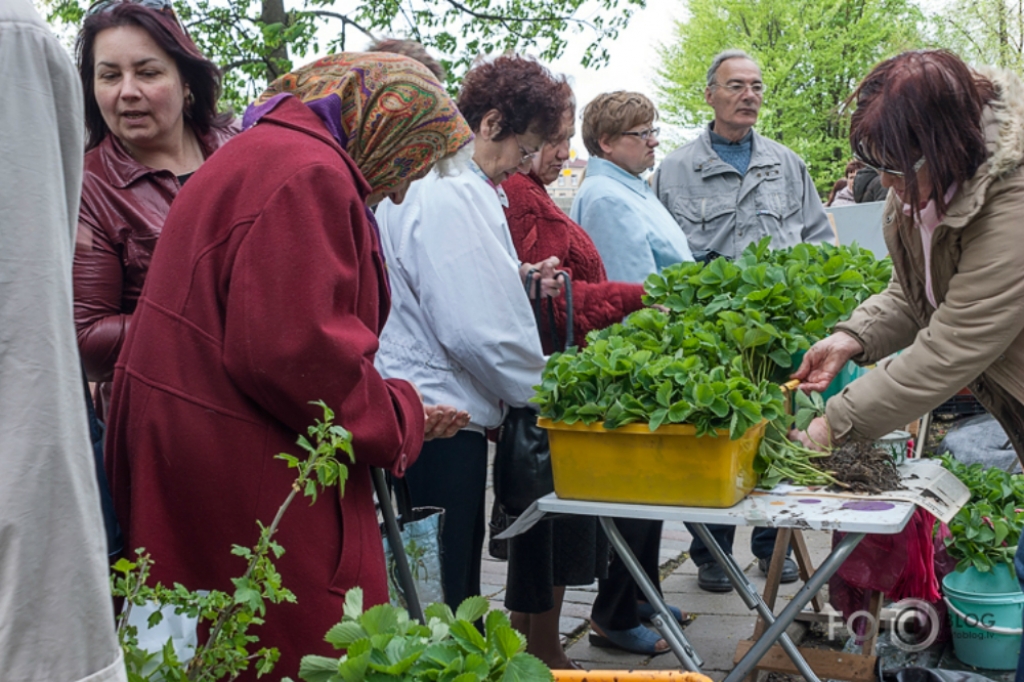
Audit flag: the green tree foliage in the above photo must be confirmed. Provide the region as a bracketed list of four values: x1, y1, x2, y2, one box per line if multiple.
[656, 0, 923, 194]
[43, 0, 644, 110]
[932, 0, 1024, 72]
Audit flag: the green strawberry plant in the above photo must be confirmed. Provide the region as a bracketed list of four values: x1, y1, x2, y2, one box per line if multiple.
[533, 237, 891, 446]
[754, 390, 838, 489]
[531, 311, 785, 438]
[293, 590, 551, 682]
[940, 455, 1024, 573]
[111, 401, 355, 682]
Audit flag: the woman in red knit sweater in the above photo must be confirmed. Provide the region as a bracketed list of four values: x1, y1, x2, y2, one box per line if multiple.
[501, 105, 651, 667]
[504, 110, 646, 354]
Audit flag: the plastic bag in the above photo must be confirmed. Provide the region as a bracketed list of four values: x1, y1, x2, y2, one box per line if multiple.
[383, 506, 445, 610]
[830, 509, 942, 623]
[124, 597, 202, 674]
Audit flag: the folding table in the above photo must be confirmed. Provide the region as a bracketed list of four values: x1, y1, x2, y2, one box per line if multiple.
[528, 490, 916, 682]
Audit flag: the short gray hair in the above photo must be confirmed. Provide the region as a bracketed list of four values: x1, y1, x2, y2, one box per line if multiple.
[706, 50, 758, 87]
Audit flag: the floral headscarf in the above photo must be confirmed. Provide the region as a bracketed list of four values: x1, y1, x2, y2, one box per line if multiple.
[244, 52, 473, 194]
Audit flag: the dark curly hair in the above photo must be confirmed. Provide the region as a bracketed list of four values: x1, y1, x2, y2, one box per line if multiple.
[456, 54, 571, 141]
[76, 3, 231, 151]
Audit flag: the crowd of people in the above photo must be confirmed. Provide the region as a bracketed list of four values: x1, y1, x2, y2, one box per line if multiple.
[7, 0, 1024, 680]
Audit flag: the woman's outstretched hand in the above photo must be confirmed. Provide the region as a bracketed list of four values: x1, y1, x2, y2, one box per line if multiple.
[791, 332, 864, 394]
[788, 416, 833, 452]
[424, 404, 470, 440]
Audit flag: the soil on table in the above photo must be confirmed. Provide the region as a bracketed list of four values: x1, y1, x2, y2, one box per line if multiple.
[817, 440, 903, 494]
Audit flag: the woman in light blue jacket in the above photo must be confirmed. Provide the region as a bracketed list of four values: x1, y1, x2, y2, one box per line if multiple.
[569, 91, 695, 657]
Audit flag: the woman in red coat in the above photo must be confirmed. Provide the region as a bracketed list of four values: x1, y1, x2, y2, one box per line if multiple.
[501, 104, 654, 666]
[104, 53, 473, 681]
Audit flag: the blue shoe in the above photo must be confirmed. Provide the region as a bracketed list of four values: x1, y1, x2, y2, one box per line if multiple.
[637, 602, 692, 627]
[588, 623, 670, 656]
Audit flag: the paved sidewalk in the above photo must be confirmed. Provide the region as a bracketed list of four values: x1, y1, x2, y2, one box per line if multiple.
[482, 467, 836, 679]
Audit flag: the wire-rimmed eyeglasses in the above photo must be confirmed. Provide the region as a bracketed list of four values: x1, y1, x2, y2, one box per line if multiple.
[853, 151, 926, 178]
[621, 127, 660, 142]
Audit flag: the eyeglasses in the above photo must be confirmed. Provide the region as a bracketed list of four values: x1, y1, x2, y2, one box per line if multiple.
[853, 152, 926, 178]
[86, 0, 186, 32]
[620, 127, 660, 141]
[515, 135, 541, 165]
[713, 81, 764, 96]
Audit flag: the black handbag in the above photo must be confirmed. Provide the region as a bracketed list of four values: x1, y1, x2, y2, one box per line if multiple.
[493, 270, 573, 517]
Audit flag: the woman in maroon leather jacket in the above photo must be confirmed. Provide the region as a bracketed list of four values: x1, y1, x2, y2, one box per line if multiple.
[73, 2, 235, 414]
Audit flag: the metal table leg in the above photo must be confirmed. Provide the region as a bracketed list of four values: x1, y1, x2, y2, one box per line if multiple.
[722, 530, 867, 682]
[599, 517, 704, 671]
[690, 523, 817, 681]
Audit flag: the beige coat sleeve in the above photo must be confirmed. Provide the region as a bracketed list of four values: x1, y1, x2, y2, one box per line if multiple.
[0, 2, 126, 680]
[827, 180, 1024, 441]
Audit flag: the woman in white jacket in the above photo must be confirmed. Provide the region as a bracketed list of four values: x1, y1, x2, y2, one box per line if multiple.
[376, 54, 570, 609]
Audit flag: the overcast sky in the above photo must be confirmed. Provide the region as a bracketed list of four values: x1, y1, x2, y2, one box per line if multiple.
[545, 0, 692, 161]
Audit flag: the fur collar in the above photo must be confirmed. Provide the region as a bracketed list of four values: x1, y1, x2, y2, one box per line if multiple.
[975, 66, 1024, 181]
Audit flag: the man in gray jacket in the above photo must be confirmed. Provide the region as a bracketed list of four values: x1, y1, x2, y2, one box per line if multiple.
[653, 50, 833, 260]
[653, 50, 832, 592]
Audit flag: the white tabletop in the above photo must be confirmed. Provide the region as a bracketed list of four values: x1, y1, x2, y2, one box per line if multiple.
[536, 490, 915, 534]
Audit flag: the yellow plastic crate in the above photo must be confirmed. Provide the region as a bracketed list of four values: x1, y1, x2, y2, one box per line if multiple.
[537, 418, 765, 508]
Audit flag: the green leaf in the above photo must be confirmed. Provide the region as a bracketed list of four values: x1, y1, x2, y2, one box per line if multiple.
[648, 408, 669, 431]
[325, 621, 367, 648]
[298, 655, 341, 682]
[449, 620, 487, 653]
[484, 609, 511, 639]
[359, 604, 399, 636]
[493, 624, 526, 660]
[667, 399, 693, 423]
[501, 652, 553, 682]
[455, 596, 489, 624]
[694, 383, 715, 407]
[344, 588, 365, 620]
[656, 380, 673, 407]
[420, 641, 460, 667]
[794, 408, 816, 432]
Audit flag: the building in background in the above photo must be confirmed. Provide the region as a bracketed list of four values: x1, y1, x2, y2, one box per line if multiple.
[546, 158, 587, 213]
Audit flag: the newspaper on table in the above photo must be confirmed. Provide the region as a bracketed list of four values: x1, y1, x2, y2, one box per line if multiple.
[760, 458, 969, 524]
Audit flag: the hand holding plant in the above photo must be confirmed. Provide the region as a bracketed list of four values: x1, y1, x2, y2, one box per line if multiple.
[792, 332, 865, 394]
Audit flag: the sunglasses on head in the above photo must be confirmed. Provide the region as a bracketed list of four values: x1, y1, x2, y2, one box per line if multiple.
[86, 0, 187, 33]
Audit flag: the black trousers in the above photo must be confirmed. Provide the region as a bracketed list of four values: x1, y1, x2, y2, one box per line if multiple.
[590, 518, 663, 630]
[686, 524, 784, 566]
[403, 430, 488, 609]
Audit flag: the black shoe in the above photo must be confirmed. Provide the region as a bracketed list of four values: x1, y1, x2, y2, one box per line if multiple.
[757, 557, 799, 584]
[696, 562, 734, 593]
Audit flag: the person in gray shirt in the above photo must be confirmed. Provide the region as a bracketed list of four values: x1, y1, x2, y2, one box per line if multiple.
[653, 50, 832, 592]
[652, 50, 834, 260]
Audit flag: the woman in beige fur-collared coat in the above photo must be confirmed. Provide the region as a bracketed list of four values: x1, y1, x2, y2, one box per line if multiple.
[790, 51, 1024, 669]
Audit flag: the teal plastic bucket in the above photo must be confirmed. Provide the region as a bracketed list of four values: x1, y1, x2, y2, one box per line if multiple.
[942, 564, 1023, 670]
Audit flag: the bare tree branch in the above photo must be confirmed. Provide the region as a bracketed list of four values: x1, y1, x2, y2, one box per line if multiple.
[441, 0, 575, 25]
[307, 10, 375, 39]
